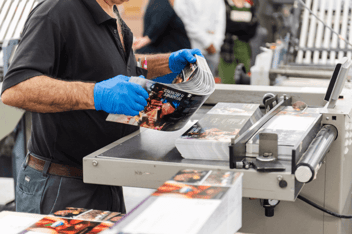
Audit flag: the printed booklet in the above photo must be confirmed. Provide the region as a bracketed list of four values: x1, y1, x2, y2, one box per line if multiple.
[106, 55, 215, 131]
[52, 207, 125, 223]
[18, 216, 114, 234]
[175, 103, 263, 161]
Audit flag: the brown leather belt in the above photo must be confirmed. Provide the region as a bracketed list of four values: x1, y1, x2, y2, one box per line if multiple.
[27, 154, 83, 178]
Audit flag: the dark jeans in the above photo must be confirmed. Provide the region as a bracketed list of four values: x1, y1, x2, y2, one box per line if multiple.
[16, 155, 125, 214]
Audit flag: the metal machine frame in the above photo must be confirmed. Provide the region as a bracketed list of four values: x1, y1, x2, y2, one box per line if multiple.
[83, 83, 352, 234]
[251, 0, 352, 86]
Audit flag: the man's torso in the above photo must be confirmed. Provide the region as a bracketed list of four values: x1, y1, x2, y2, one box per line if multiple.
[4, 0, 142, 166]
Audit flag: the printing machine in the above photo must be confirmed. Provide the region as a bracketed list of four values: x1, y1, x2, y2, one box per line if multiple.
[0, 1, 351, 232]
[83, 58, 352, 234]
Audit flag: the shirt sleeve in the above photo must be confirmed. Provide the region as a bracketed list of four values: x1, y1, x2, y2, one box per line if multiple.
[174, 0, 212, 50]
[1, 15, 64, 95]
[143, 0, 174, 43]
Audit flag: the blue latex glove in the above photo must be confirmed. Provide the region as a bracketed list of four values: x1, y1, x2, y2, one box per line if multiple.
[169, 49, 204, 74]
[94, 75, 149, 116]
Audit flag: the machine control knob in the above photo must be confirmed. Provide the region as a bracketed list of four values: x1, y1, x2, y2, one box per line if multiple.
[263, 199, 280, 217]
[268, 199, 279, 206]
[279, 180, 288, 188]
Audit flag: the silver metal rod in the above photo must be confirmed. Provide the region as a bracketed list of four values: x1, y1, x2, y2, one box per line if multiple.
[295, 125, 338, 183]
[313, 0, 327, 64]
[321, 0, 334, 64]
[0, 0, 19, 41]
[296, 0, 312, 64]
[14, 0, 37, 39]
[329, 0, 342, 65]
[0, 1, 12, 35]
[230, 96, 292, 168]
[304, 0, 319, 64]
[269, 68, 333, 79]
[6, 0, 27, 40]
[278, 64, 335, 71]
[348, 1, 352, 59]
[338, 0, 350, 60]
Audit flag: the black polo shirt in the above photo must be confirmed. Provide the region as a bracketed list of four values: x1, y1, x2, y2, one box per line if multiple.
[1, 0, 145, 167]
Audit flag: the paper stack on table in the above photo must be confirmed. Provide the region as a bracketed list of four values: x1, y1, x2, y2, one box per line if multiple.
[102, 169, 243, 234]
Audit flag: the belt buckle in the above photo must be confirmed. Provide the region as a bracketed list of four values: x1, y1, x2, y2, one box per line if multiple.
[24, 154, 30, 167]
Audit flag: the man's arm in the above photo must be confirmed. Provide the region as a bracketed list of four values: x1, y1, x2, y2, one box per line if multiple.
[1, 76, 95, 113]
[2, 49, 201, 114]
[1, 74, 148, 116]
[135, 49, 203, 80]
[135, 54, 172, 79]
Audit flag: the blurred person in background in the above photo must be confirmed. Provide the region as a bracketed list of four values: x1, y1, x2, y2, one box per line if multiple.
[219, 0, 258, 84]
[174, 0, 226, 77]
[133, 0, 191, 54]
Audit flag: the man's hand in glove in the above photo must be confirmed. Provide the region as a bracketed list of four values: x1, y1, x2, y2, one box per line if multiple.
[94, 75, 149, 116]
[169, 49, 203, 74]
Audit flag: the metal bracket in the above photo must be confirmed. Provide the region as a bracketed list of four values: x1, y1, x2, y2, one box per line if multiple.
[263, 94, 279, 113]
[252, 160, 286, 172]
[253, 132, 285, 172]
[257, 133, 278, 162]
[229, 95, 292, 169]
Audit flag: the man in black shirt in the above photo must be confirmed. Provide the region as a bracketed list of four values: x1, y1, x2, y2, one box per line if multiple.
[1, 0, 202, 214]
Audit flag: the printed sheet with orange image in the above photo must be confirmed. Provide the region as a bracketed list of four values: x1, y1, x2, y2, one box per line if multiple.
[101, 169, 243, 234]
[19, 216, 113, 234]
